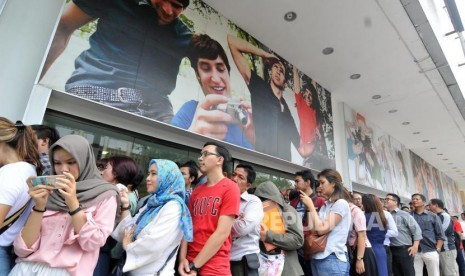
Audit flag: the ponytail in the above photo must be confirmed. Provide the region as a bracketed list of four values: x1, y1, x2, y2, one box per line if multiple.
[0, 118, 43, 175]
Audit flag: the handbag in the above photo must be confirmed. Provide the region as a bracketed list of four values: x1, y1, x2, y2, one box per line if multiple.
[110, 246, 178, 276]
[303, 230, 328, 255]
[303, 199, 340, 256]
[0, 199, 31, 235]
[258, 251, 285, 276]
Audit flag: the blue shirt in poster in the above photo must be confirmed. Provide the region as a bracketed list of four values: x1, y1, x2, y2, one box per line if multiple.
[171, 100, 253, 149]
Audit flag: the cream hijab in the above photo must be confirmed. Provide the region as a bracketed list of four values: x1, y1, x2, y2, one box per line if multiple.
[46, 135, 118, 212]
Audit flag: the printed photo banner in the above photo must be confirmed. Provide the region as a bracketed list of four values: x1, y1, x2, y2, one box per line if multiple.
[344, 104, 462, 211]
[343, 105, 412, 197]
[39, 0, 335, 172]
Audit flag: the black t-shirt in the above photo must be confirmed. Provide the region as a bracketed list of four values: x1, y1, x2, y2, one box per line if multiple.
[248, 72, 300, 161]
[66, 0, 192, 97]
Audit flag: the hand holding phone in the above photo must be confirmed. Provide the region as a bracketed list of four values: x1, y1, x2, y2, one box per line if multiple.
[31, 175, 66, 189]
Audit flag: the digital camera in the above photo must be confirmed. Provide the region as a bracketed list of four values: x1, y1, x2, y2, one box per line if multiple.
[214, 98, 248, 125]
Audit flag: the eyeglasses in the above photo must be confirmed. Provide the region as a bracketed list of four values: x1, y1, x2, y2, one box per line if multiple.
[384, 198, 396, 202]
[199, 151, 221, 159]
[97, 164, 108, 171]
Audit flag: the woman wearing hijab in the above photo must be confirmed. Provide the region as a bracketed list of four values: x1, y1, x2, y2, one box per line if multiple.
[10, 135, 119, 276]
[112, 159, 193, 275]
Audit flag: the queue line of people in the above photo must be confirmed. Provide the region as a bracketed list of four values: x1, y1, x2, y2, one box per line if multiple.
[1, 116, 465, 276]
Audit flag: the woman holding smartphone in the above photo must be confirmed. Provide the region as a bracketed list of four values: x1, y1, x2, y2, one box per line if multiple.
[111, 159, 193, 275]
[0, 118, 42, 275]
[10, 135, 119, 276]
[299, 169, 351, 276]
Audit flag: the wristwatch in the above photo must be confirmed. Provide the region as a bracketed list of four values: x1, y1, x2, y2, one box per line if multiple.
[188, 262, 200, 272]
[356, 256, 364, 261]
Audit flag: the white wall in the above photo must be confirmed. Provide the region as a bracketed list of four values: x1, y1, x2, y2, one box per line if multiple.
[0, 0, 63, 121]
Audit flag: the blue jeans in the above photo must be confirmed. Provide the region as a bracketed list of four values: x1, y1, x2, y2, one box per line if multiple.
[311, 253, 350, 276]
[0, 245, 14, 276]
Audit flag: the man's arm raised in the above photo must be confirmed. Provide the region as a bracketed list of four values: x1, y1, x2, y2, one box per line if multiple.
[227, 34, 277, 86]
[40, 2, 94, 79]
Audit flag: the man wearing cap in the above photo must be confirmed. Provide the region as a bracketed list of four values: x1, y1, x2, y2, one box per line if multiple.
[41, 0, 192, 123]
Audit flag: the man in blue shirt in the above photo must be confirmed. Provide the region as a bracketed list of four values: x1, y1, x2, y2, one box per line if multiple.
[411, 193, 445, 276]
[41, 0, 192, 123]
[171, 34, 254, 149]
[429, 198, 459, 276]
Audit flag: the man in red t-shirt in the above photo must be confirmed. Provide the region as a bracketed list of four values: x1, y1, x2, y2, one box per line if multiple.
[452, 215, 465, 275]
[291, 169, 326, 276]
[178, 142, 240, 276]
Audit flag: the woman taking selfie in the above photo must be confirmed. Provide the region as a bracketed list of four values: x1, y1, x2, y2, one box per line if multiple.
[0, 118, 42, 275]
[112, 159, 193, 275]
[300, 169, 351, 276]
[10, 135, 118, 276]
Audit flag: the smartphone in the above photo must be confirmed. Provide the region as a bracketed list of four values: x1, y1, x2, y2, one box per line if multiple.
[31, 175, 66, 188]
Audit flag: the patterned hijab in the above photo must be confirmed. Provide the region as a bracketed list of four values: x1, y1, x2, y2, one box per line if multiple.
[134, 159, 193, 241]
[46, 135, 118, 212]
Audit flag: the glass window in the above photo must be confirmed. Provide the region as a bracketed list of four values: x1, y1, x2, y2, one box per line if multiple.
[233, 160, 294, 191]
[43, 111, 297, 198]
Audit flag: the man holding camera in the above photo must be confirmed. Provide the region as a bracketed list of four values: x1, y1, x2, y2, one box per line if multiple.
[171, 34, 254, 149]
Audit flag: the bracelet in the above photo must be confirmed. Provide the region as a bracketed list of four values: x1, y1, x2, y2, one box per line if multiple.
[121, 205, 130, 211]
[32, 206, 46, 213]
[68, 206, 82, 216]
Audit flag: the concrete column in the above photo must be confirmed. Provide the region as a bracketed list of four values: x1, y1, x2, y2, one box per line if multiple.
[0, 0, 63, 121]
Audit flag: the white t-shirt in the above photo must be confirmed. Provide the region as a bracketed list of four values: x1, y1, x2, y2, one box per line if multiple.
[313, 199, 351, 262]
[0, 162, 36, 246]
[112, 201, 183, 275]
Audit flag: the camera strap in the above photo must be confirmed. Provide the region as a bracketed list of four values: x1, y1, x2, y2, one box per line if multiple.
[0, 199, 32, 236]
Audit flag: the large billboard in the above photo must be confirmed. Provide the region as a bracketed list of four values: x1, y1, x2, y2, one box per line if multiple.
[344, 104, 462, 210]
[39, 0, 335, 171]
[344, 105, 411, 196]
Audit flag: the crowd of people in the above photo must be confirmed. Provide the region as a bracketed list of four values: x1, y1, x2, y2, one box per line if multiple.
[0, 116, 465, 276]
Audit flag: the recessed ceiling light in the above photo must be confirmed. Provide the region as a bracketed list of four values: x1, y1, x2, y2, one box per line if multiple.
[430, 147, 437, 150]
[402, 122, 410, 125]
[388, 109, 398, 113]
[322, 47, 334, 55]
[422, 140, 429, 142]
[448, 163, 453, 165]
[350, 74, 361, 80]
[413, 132, 420, 135]
[372, 95, 382, 99]
[443, 158, 448, 160]
[456, 170, 461, 173]
[437, 153, 443, 155]
[284, 11, 297, 21]
[452, 167, 457, 169]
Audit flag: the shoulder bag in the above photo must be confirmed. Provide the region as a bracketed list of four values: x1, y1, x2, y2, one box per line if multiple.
[0, 199, 31, 236]
[110, 245, 178, 276]
[303, 199, 340, 255]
